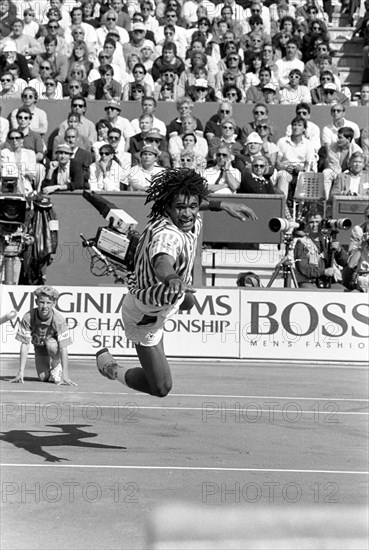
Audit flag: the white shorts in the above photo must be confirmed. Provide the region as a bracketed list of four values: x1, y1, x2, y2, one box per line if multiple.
[122, 292, 182, 347]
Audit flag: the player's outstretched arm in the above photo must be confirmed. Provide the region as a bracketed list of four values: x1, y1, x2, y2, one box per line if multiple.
[201, 199, 258, 222]
[59, 348, 77, 386]
[11, 342, 30, 383]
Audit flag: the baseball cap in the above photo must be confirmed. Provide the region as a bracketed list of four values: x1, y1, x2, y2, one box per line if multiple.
[140, 144, 159, 155]
[323, 83, 337, 91]
[146, 129, 164, 140]
[141, 39, 155, 51]
[263, 83, 277, 92]
[132, 22, 146, 32]
[56, 143, 73, 154]
[246, 132, 263, 144]
[104, 100, 121, 111]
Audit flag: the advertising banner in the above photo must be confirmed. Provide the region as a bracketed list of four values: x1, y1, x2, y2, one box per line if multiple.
[0, 286, 240, 358]
[239, 290, 368, 362]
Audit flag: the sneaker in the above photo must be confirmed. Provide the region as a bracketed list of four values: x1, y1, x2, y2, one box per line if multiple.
[96, 348, 119, 380]
[49, 363, 63, 384]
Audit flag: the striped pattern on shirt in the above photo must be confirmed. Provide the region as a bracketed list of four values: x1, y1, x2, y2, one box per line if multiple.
[128, 215, 202, 306]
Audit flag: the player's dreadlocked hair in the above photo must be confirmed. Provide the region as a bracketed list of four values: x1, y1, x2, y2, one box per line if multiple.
[146, 168, 211, 221]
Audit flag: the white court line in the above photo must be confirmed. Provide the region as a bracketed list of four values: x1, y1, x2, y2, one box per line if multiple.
[1, 463, 368, 475]
[1, 390, 368, 402]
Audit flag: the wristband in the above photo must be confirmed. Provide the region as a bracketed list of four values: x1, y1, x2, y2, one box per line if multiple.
[164, 273, 181, 285]
[208, 199, 222, 212]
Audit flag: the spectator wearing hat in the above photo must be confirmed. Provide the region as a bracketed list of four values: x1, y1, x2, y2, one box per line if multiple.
[140, 39, 156, 73]
[103, 100, 134, 151]
[208, 117, 243, 163]
[262, 82, 280, 104]
[280, 68, 311, 104]
[204, 146, 241, 194]
[123, 21, 147, 62]
[238, 157, 281, 194]
[127, 144, 165, 191]
[315, 82, 349, 106]
[235, 131, 274, 176]
[131, 127, 171, 168]
[57, 96, 96, 146]
[188, 78, 215, 103]
[89, 143, 130, 192]
[0, 38, 30, 81]
[87, 64, 122, 101]
[129, 10, 156, 42]
[42, 143, 85, 194]
[130, 96, 167, 137]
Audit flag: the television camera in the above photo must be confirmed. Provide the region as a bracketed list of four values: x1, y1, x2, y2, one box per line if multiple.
[0, 177, 31, 284]
[81, 191, 140, 283]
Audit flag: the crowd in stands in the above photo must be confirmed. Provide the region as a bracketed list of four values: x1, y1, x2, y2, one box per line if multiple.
[0, 0, 368, 203]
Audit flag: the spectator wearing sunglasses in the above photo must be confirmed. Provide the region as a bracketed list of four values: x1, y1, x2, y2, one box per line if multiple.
[167, 96, 203, 139]
[10, 86, 48, 135]
[204, 146, 241, 194]
[28, 58, 63, 99]
[280, 68, 311, 104]
[240, 102, 273, 145]
[238, 157, 281, 194]
[38, 20, 68, 57]
[1, 129, 39, 196]
[9, 106, 45, 162]
[22, 8, 39, 38]
[311, 73, 349, 106]
[96, 9, 129, 50]
[89, 143, 130, 192]
[245, 0, 271, 35]
[204, 101, 241, 142]
[57, 96, 97, 146]
[30, 35, 68, 84]
[0, 69, 18, 98]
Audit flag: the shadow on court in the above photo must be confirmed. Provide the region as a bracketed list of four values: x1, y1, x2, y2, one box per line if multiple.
[0, 424, 127, 462]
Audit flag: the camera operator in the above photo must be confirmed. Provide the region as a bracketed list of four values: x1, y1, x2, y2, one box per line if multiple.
[294, 208, 348, 289]
[342, 204, 369, 292]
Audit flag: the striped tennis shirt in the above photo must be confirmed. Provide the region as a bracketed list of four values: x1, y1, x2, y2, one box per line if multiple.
[128, 214, 202, 306]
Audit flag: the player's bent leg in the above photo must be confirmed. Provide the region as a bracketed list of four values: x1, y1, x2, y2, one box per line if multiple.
[133, 339, 172, 397]
[35, 348, 51, 382]
[45, 338, 62, 383]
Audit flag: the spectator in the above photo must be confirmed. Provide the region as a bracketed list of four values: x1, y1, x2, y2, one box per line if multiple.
[0, 39, 30, 81]
[240, 102, 272, 144]
[10, 107, 45, 162]
[245, 65, 281, 103]
[310, 71, 348, 105]
[1, 129, 38, 195]
[238, 157, 281, 194]
[330, 152, 369, 197]
[1, 18, 43, 56]
[103, 100, 134, 151]
[96, 9, 129, 50]
[167, 96, 203, 138]
[107, 127, 132, 168]
[131, 127, 170, 168]
[254, 120, 279, 174]
[285, 102, 321, 153]
[88, 64, 122, 100]
[168, 115, 208, 164]
[151, 41, 185, 82]
[57, 96, 96, 145]
[0, 104, 9, 145]
[204, 146, 241, 194]
[42, 143, 85, 194]
[275, 38, 304, 88]
[28, 58, 64, 99]
[31, 35, 68, 83]
[127, 144, 164, 191]
[52, 112, 91, 158]
[92, 119, 113, 161]
[122, 62, 153, 100]
[89, 143, 130, 191]
[22, 8, 39, 38]
[323, 127, 363, 197]
[204, 101, 241, 142]
[63, 126, 92, 186]
[279, 68, 311, 104]
[221, 83, 244, 103]
[0, 69, 19, 98]
[275, 115, 316, 199]
[130, 96, 167, 137]
[10, 87, 48, 135]
[321, 104, 360, 149]
[235, 131, 274, 177]
[208, 117, 243, 162]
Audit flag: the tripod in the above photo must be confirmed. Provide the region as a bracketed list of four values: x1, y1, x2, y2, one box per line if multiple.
[267, 233, 299, 288]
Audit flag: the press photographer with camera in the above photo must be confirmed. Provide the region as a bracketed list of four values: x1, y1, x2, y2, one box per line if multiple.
[342, 204, 369, 292]
[294, 206, 349, 290]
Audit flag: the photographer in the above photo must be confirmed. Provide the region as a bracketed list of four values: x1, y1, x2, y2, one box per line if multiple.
[294, 208, 348, 289]
[95, 168, 257, 397]
[342, 204, 369, 292]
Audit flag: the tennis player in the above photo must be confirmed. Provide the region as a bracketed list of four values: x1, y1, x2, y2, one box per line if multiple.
[11, 286, 77, 385]
[96, 168, 257, 397]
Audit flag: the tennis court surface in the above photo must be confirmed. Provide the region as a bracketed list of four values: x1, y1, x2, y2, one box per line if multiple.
[1, 356, 368, 549]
